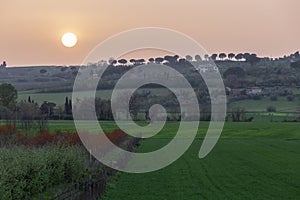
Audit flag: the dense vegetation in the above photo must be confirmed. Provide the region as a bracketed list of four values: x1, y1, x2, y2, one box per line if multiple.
[0, 145, 89, 199]
[0, 51, 300, 199]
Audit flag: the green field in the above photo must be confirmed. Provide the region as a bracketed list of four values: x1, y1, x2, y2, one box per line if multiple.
[18, 90, 113, 105]
[229, 96, 300, 112]
[1, 120, 300, 199]
[18, 88, 171, 106]
[93, 122, 300, 200]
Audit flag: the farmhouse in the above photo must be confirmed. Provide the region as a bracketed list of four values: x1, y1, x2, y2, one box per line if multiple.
[246, 87, 262, 95]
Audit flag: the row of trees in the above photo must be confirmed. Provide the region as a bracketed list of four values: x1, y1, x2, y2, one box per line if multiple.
[0, 83, 76, 131]
[104, 51, 299, 68]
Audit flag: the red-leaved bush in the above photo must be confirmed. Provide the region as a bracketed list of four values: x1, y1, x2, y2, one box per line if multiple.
[0, 124, 16, 135]
[0, 124, 128, 148]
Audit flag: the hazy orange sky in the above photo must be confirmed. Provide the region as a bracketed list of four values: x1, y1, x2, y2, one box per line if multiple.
[1, 0, 299, 66]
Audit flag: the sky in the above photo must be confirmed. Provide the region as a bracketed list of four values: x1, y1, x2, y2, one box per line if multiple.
[1, 0, 299, 66]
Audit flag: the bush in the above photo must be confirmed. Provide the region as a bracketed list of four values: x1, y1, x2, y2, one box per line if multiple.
[0, 146, 89, 199]
[286, 95, 294, 101]
[266, 106, 276, 112]
[0, 124, 17, 147]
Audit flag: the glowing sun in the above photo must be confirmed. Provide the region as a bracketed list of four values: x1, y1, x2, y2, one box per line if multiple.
[61, 32, 77, 48]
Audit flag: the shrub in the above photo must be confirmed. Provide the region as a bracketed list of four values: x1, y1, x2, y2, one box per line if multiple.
[0, 146, 89, 199]
[267, 106, 276, 112]
[286, 95, 294, 101]
[0, 124, 17, 147]
[0, 124, 16, 135]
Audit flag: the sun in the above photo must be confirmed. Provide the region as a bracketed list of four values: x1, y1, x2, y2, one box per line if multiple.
[61, 32, 77, 48]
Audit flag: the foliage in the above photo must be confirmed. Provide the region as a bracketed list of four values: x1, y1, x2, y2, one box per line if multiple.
[39, 69, 47, 74]
[0, 105, 12, 120]
[0, 124, 17, 147]
[266, 105, 276, 112]
[18, 101, 40, 130]
[0, 83, 17, 110]
[286, 95, 294, 101]
[0, 125, 129, 199]
[244, 53, 260, 66]
[0, 145, 89, 199]
[290, 60, 300, 69]
[230, 107, 246, 122]
[223, 67, 246, 78]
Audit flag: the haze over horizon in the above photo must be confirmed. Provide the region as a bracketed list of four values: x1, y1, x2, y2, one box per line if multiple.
[1, 0, 299, 66]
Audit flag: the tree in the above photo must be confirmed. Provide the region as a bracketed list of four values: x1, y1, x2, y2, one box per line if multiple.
[266, 106, 276, 112]
[204, 54, 210, 61]
[245, 53, 260, 66]
[185, 55, 193, 62]
[108, 57, 115, 65]
[137, 59, 145, 65]
[40, 69, 47, 74]
[118, 59, 127, 66]
[1, 61, 7, 68]
[0, 83, 17, 110]
[195, 55, 202, 62]
[231, 107, 246, 122]
[155, 57, 164, 64]
[148, 58, 155, 63]
[0, 106, 12, 121]
[129, 94, 140, 120]
[173, 55, 179, 63]
[68, 99, 72, 114]
[178, 58, 186, 64]
[129, 59, 136, 66]
[210, 54, 218, 61]
[109, 59, 117, 66]
[235, 53, 244, 61]
[290, 60, 300, 69]
[219, 53, 227, 60]
[40, 101, 56, 117]
[164, 55, 177, 65]
[286, 95, 294, 101]
[18, 101, 40, 131]
[64, 97, 72, 115]
[243, 53, 250, 58]
[228, 53, 235, 60]
[95, 98, 113, 120]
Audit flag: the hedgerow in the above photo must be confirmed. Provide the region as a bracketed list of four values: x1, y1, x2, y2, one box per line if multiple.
[0, 145, 89, 199]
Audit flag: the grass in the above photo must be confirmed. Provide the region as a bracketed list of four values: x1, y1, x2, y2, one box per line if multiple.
[99, 122, 300, 200]
[47, 120, 118, 133]
[18, 88, 171, 105]
[18, 90, 113, 105]
[229, 96, 300, 112]
[1, 120, 300, 199]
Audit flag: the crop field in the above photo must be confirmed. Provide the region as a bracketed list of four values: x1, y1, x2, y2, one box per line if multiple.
[98, 122, 300, 200]
[18, 88, 171, 106]
[18, 90, 113, 105]
[228, 96, 300, 112]
[1, 120, 299, 199]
